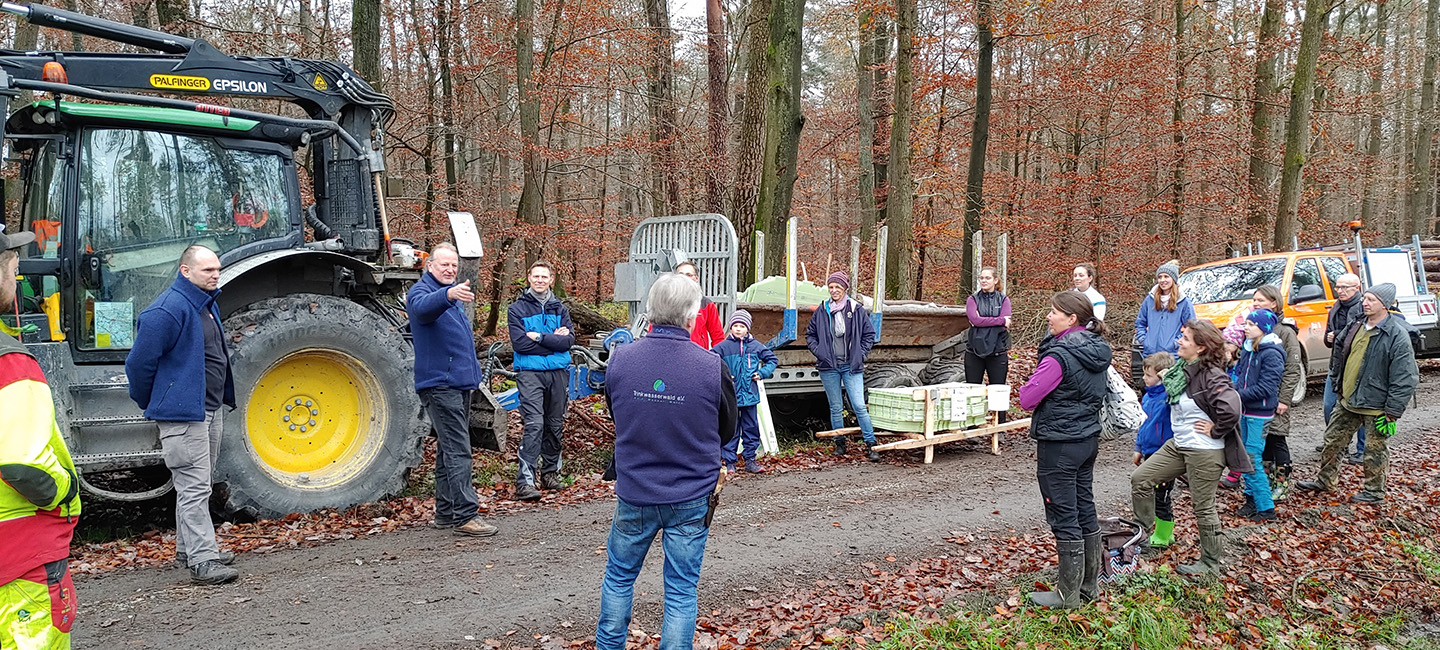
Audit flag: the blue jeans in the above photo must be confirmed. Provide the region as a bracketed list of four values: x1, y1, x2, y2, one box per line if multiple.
[819, 369, 875, 444]
[1241, 415, 1275, 512]
[1323, 376, 1366, 454]
[595, 496, 711, 650]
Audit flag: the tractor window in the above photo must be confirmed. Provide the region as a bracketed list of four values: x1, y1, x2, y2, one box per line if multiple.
[21, 140, 65, 260]
[1179, 258, 1287, 304]
[75, 128, 292, 349]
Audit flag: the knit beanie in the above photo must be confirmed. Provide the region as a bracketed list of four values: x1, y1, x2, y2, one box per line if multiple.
[728, 309, 753, 330]
[1246, 308, 1278, 334]
[1222, 322, 1246, 347]
[1366, 283, 1397, 309]
[826, 271, 850, 291]
[1156, 261, 1181, 282]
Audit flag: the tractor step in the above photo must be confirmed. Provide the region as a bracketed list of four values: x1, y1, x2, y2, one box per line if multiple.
[70, 415, 152, 427]
[68, 381, 129, 392]
[73, 449, 164, 465]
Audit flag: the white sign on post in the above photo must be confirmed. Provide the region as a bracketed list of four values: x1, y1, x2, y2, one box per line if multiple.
[447, 211, 484, 258]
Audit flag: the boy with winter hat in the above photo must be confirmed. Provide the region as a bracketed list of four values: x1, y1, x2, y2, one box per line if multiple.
[712, 309, 779, 473]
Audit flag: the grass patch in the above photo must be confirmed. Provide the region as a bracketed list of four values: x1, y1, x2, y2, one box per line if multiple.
[1404, 540, 1440, 582]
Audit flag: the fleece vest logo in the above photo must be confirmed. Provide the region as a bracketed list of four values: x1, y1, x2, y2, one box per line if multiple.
[653, 379, 666, 392]
[633, 376, 684, 404]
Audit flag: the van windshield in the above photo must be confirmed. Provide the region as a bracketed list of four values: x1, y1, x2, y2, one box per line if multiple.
[1178, 258, 1287, 304]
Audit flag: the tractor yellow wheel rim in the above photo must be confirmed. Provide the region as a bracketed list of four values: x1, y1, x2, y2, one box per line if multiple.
[245, 349, 387, 489]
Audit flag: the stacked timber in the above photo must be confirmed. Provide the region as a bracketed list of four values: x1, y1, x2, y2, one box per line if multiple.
[1423, 240, 1440, 287]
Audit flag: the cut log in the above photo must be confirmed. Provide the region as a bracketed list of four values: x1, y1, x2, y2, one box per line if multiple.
[562, 297, 623, 339]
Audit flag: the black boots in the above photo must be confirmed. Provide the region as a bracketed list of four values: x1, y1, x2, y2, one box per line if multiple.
[1237, 494, 1257, 518]
[833, 436, 848, 456]
[1080, 531, 1103, 603]
[1029, 539, 1086, 609]
[866, 442, 880, 462]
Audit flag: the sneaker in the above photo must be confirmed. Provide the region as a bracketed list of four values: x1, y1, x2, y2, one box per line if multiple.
[745, 459, 765, 474]
[1345, 453, 1365, 466]
[1218, 472, 1241, 489]
[539, 472, 564, 491]
[175, 551, 235, 569]
[455, 518, 499, 537]
[514, 484, 542, 501]
[190, 560, 239, 585]
[1295, 480, 1330, 492]
[1248, 509, 1277, 522]
[1350, 491, 1385, 504]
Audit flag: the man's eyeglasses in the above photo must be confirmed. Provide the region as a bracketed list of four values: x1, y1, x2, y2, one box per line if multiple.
[1336, 284, 1360, 292]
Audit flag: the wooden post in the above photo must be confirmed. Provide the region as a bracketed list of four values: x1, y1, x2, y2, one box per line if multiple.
[786, 218, 798, 309]
[971, 230, 984, 294]
[875, 225, 888, 315]
[920, 387, 935, 464]
[849, 236, 861, 300]
[755, 231, 766, 280]
[997, 232, 1008, 294]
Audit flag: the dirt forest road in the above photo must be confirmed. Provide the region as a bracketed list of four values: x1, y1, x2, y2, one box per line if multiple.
[73, 374, 1438, 649]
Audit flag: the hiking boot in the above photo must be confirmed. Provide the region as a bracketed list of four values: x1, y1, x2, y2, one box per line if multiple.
[1295, 480, 1330, 493]
[1236, 494, 1257, 518]
[514, 484, 542, 501]
[1080, 531, 1103, 603]
[175, 551, 234, 569]
[1148, 519, 1176, 548]
[744, 459, 766, 474]
[539, 472, 564, 491]
[1351, 491, 1385, 505]
[190, 560, 239, 585]
[1248, 509, 1277, 522]
[1345, 453, 1365, 466]
[455, 517, 499, 537]
[602, 461, 616, 481]
[1028, 539, 1085, 609]
[1178, 524, 1225, 577]
[866, 443, 881, 463]
[832, 436, 848, 456]
[1218, 471, 1241, 490]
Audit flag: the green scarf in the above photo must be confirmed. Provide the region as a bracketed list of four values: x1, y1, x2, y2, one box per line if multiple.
[1162, 358, 1192, 405]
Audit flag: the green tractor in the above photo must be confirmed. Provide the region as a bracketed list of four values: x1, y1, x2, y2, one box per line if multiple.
[0, 4, 438, 517]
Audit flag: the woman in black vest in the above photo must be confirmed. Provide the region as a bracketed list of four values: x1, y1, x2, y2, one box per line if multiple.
[1016, 291, 1112, 608]
[964, 267, 1011, 413]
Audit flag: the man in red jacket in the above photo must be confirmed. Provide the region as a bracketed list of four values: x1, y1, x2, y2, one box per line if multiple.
[676, 262, 724, 349]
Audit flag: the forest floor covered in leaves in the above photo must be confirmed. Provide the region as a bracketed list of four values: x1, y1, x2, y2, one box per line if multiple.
[69, 365, 1440, 649]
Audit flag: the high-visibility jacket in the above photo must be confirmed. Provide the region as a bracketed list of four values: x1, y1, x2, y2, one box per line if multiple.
[0, 332, 80, 587]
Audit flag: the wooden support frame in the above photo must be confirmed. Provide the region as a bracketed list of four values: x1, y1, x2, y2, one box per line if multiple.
[814, 384, 1029, 463]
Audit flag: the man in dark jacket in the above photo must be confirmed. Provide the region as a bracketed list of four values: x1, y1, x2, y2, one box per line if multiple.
[595, 272, 737, 650]
[1321, 273, 1366, 461]
[126, 245, 239, 585]
[508, 261, 575, 501]
[1299, 283, 1419, 504]
[408, 243, 497, 537]
[805, 271, 879, 461]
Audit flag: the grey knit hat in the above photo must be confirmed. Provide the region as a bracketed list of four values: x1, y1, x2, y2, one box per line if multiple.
[1156, 262, 1181, 282]
[1366, 283, 1397, 309]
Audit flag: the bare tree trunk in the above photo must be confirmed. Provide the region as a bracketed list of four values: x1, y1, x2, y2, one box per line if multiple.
[871, 15, 892, 227]
[756, 0, 805, 275]
[731, 0, 772, 285]
[1244, 0, 1283, 241]
[1413, 0, 1440, 236]
[437, 0, 458, 212]
[1274, 0, 1329, 250]
[1170, 0, 1186, 256]
[154, 0, 188, 37]
[644, 0, 681, 217]
[705, 0, 729, 215]
[516, 0, 546, 264]
[856, 7, 877, 243]
[1362, 1, 1390, 236]
[959, 0, 993, 303]
[884, 0, 916, 299]
[352, 0, 382, 88]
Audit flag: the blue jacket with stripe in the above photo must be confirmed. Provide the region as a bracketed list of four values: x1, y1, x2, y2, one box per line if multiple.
[712, 334, 778, 407]
[507, 289, 574, 371]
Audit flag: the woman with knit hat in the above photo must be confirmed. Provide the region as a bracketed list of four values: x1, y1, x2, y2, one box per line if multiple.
[1231, 308, 1284, 521]
[1135, 260, 1196, 357]
[805, 271, 880, 462]
[712, 309, 779, 473]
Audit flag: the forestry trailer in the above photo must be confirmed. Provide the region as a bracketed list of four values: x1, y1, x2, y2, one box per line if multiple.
[0, 3, 432, 518]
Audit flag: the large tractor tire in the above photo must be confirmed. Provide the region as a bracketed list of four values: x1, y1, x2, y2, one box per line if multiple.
[219, 294, 427, 518]
[919, 355, 967, 385]
[864, 363, 920, 392]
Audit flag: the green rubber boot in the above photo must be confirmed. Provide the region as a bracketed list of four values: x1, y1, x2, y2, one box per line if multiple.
[1028, 540, 1085, 609]
[1149, 519, 1175, 548]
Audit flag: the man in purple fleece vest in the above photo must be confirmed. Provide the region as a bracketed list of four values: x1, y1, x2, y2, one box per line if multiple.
[596, 273, 738, 650]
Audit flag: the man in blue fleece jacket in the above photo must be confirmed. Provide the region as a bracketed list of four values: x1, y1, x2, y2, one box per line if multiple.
[408, 243, 497, 537]
[596, 273, 737, 650]
[507, 261, 575, 501]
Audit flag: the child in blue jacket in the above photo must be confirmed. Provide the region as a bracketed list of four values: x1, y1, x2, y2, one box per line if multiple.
[1134, 351, 1176, 548]
[1233, 308, 1285, 521]
[712, 310, 779, 473]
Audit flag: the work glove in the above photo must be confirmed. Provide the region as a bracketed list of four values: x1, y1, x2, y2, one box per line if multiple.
[1375, 415, 1398, 438]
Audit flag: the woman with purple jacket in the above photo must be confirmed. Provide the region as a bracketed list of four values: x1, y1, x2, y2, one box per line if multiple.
[964, 268, 1012, 417]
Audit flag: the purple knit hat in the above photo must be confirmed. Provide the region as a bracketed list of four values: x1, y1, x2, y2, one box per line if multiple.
[826, 271, 850, 290]
[1222, 322, 1246, 347]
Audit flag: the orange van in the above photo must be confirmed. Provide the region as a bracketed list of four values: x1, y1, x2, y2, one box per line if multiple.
[1177, 251, 1352, 377]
